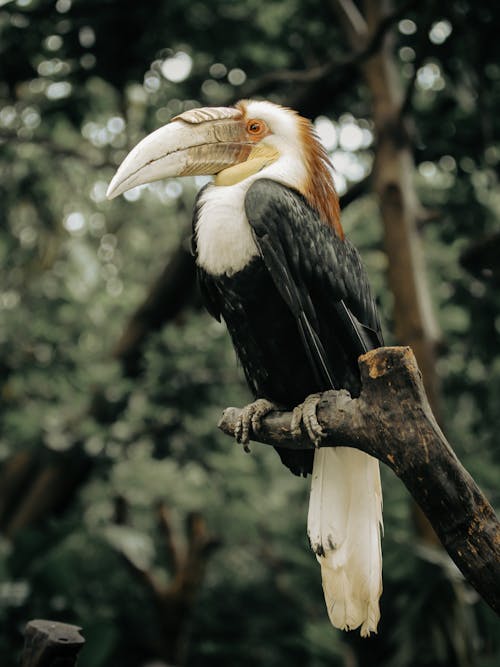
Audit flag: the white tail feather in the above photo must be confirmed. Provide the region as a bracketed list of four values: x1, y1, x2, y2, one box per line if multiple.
[307, 447, 383, 636]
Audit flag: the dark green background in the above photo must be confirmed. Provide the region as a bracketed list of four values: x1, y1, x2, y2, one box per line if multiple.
[1, 1, 499, 665]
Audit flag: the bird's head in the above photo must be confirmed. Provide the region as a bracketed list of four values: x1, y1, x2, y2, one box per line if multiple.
[106, 100, 341, 236]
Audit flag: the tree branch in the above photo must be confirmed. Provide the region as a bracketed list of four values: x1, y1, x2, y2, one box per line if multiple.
[157, 502, 183, 574]
[116, 503, 220, 665]
[330, 0, 369, 42]
[218, 346, 500, 616]
[240, 63, 333, 98]
[240, 0, 417, 110]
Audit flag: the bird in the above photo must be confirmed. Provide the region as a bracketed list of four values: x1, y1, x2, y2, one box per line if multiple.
[107, 99, 384, 636]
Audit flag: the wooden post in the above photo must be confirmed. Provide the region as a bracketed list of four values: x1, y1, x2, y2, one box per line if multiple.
[21, 620, 85, 667]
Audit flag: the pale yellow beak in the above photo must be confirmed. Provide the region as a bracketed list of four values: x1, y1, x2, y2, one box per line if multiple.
[106, 106, 253, 200]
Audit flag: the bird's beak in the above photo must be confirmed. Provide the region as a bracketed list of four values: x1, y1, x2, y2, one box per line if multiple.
[106, 106, 252, 199]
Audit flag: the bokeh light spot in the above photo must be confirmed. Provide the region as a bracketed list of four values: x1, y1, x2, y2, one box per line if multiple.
[161, 52, 193, 83]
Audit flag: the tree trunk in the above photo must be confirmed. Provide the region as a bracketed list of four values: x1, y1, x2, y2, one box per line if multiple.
[361, 0, 442, 419]
[333, 0, 442, 546]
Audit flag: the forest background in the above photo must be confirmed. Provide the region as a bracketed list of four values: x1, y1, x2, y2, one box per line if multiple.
[1, 0, 499, 666]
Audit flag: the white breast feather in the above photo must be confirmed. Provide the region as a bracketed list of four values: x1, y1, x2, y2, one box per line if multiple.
[195, 148, 306, 277]
[195, 181, 260, 276]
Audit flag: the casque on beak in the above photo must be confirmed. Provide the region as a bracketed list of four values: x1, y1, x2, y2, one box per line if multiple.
[106, 106, 252, 200]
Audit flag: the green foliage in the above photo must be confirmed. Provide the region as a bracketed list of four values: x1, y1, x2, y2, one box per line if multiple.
[1, 0, 500, 666]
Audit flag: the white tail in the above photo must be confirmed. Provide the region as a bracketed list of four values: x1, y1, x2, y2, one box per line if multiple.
[307, 447, 383, 636]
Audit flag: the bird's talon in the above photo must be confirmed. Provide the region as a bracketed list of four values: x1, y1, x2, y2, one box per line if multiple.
[251, 410, 268, 434]
[291, 394, 325, 447]
[305, 413, 325, 447]
[233, 399, 277, 451]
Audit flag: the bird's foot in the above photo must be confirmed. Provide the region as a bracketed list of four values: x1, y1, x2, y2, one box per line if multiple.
[234, 399, 277, 452]
[290, 393, 325, 447]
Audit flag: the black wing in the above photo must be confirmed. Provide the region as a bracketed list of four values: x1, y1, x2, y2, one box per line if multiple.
[245, 178, 383, 394]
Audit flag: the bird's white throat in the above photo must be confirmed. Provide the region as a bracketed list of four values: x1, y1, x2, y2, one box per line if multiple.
[195, 180, 260, 276]
[195, 144, 306, 277]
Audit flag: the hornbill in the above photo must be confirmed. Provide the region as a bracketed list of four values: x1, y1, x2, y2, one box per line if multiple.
[107, 100, 383, 636]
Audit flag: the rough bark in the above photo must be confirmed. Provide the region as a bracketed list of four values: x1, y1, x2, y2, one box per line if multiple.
[21, 620, 85, 667]
[218, 346, 500, 616]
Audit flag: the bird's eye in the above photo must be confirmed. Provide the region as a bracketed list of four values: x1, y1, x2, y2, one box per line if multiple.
[246, 119, 266, 136]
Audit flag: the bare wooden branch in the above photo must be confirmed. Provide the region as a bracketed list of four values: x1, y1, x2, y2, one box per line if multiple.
[157, 502, 183, 574]
[21, 620, 85, 667]
[117, 505, 220, 666]
[218, 346, 500, 616]
[1, 452, 92, 539]
[240, 63, 334, 98]
[330, 0, 369, 41]
[240, 0, 417, 112]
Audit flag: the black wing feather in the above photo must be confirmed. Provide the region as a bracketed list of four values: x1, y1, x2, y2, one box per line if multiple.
[245, 179, 383, 391]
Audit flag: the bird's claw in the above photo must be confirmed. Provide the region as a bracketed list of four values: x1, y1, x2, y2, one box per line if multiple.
[290, 393, 325, 447]
[234, 399, 277, 452]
